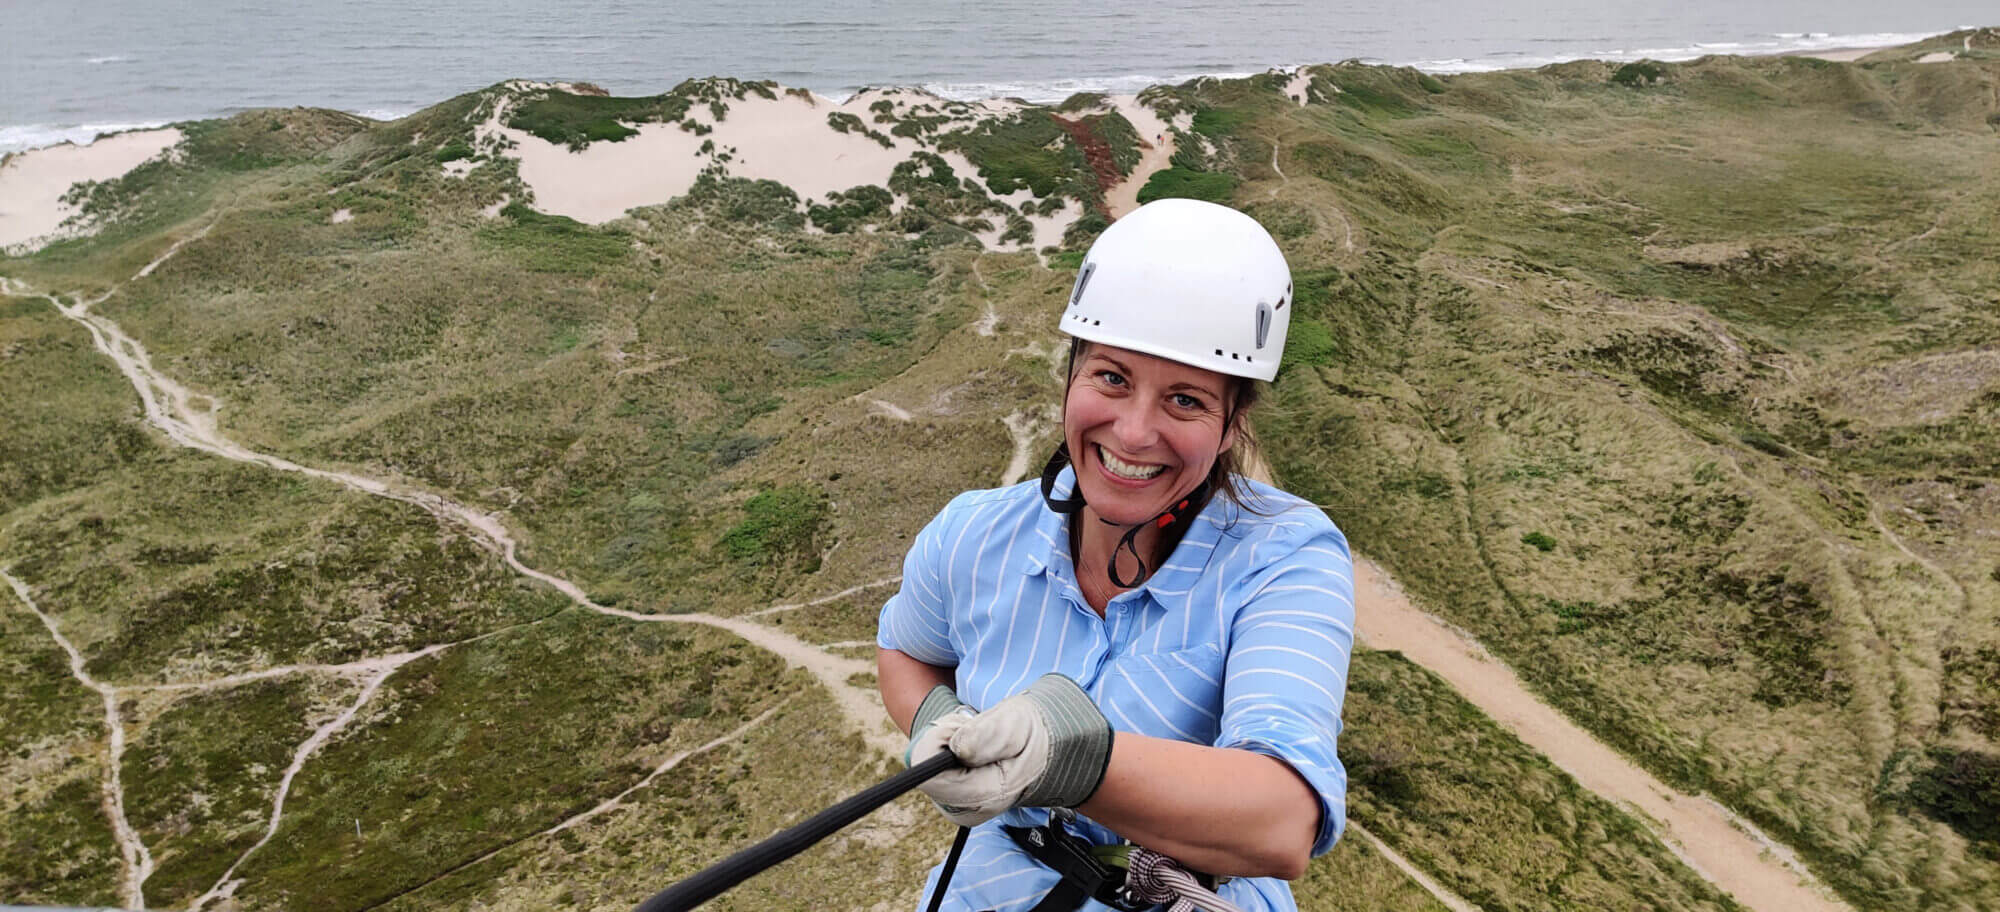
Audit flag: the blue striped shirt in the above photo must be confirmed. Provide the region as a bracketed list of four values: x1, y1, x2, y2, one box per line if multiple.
[877, 470, 1355, 912]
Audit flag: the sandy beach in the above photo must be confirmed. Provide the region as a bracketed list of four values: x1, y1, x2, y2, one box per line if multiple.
[0, 128, 181, 252]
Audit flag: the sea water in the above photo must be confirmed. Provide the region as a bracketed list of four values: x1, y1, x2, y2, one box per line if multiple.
[2, 0, 1988, 153]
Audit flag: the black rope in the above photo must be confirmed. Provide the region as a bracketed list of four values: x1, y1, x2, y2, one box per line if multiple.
[923, 825, 972, 912]
[633, 751, 961, 912]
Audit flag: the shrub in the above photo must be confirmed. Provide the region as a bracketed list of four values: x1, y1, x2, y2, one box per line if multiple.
[1612, 61, 1667, 88]
[1521, 531, 1557, 552]
[719, 485, 829, 572]
[477, 201, 632, 274]
[1282, 318, 1338, 370]
[505, 91, 688, 149]
[1192, 107, 1253, 138]
[808, 184, 893, 233]
[1737, 427, 1789, 457]
[1135, 168, 1240, 205]
[826, 112, 893, 148]
[1904, 748, 2000, 848]
[433, 142, 473, 163]
[940, 112, 1089, 199]
[674, 173, 804, 228]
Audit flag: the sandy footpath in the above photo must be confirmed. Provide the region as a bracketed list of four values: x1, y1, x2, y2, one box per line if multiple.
[0, 128, 181, 251]
[1351, 558, 1850, 912]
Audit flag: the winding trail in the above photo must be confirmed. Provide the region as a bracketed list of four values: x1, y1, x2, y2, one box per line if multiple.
[4, 568, 154, 910]
[1000, 406, 1058, 486]
[745, 576, 901, 618]
[1350, 559, 1850, 912]
[1104, 132, 1174, 219]
[4, 220, 1845, 911]
[4, 241, 906, 905]
[6, 271, 896, 754]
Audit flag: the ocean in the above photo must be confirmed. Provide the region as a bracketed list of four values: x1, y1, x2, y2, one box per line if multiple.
[2, 0, 1988, 154]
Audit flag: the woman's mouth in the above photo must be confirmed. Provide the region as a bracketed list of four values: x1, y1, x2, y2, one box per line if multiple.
[1097, 444, 1165, 480]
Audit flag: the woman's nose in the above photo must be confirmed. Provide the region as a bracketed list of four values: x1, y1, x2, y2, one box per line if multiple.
[1110, 399, 1161, 450]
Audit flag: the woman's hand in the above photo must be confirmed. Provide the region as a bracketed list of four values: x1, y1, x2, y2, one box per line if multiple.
[913, 673, 1113, 827]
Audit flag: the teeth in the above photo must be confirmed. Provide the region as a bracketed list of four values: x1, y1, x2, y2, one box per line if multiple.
[1099, 445, 1164, 480]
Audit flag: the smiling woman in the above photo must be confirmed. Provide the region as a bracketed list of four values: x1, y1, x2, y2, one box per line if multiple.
[876, 199, 1355, 912]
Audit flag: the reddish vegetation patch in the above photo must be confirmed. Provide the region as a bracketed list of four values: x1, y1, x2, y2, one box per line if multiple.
[1050, 114, 1122, 210]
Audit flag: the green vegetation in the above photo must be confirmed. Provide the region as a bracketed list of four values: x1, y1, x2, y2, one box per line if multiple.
[1136, 167, 1241, 205]
[480, 201, 633, 273]
[505, 92, 671, 148]
[6, 38, 2000, 910]
[720, 485, 830, 572]
[826, 111, 894, 148]
[939, 111, 1094, 202]
[808, 184, 893, 233]
[1611, 61, 1669, 87]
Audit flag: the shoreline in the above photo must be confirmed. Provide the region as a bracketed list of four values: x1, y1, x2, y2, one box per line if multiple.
[0, 26, 1962, 158]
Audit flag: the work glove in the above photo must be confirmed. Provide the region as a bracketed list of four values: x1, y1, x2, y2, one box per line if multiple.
[904, 684, 972, 765]
[913, 673, 1114, 828]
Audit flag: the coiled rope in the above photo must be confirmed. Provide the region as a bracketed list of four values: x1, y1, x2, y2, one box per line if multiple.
[1121, 846, 1245, 912]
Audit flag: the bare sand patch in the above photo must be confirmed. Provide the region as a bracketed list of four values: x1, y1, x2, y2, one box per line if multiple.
[1284, 68, 1316, 105]
[0, 128, 182, 252]
[1916, 51, 1957, 63]
[329, 208, 353, 224]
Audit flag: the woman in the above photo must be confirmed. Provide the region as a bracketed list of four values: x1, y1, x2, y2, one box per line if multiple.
[876, 198, 1354, 912]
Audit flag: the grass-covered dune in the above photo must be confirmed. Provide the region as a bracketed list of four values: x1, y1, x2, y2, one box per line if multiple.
[4, 34, 2000, 911]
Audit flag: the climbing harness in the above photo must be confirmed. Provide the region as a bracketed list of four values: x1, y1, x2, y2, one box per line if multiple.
[990, 811, 1244, 912]
[633, 750, 960, 912]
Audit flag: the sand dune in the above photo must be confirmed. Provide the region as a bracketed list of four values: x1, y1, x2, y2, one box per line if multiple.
[0, 127, 181, 252]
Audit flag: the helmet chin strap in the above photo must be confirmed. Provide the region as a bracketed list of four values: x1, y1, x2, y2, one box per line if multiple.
[1040, 443, 1214, 590]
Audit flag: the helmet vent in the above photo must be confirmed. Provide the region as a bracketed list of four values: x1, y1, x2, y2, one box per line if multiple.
[1069, 262, 1097, 307]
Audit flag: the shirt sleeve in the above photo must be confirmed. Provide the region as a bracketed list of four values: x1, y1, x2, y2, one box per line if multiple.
[1215, 519, 1356, 856]
[875, 499, 960, 667]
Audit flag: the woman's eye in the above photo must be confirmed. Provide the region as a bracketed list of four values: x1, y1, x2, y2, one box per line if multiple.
[1172, 393, 1206, 410]
[1095, 370, 1127, 387]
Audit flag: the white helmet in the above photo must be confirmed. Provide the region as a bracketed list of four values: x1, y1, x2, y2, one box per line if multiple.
[1061, 198, 1292, 382]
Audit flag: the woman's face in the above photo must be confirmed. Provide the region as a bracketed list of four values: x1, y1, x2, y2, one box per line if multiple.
[1063, 343, 1235, 527]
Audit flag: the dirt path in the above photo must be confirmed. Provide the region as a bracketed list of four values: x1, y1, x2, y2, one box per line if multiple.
[3, 568, 154, 910]
[5, 253, 912, 904]
[189, 648, 441, 911]
[1000, 406, 1057, 486]
[1348, 821, 1477, 912]
[1104, 134, 1173, 219]
[1350, 558, 1850, 912]
[13, 272, 897, 747]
